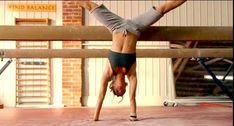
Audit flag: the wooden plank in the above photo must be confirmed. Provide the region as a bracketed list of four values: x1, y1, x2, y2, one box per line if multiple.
[16, 79, 49, 81]
[16, 73, 48, 76]
[15, 18, 51, 24]
[0, 49, 232, 58]
[17, 90, 49, 93]
[16, 96, 50, 98]
[0, 26, 232, 41]
[16, 101, 49, 104]
[16, 45, 49, 48]
[17, 67, 47, 70]
[17, 84, 49, 87]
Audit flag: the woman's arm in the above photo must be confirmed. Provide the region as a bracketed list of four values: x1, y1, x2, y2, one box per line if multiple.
[93, 61, 113, 121]
[127, 63, 138, 121]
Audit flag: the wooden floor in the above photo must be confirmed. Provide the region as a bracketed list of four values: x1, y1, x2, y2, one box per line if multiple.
[0, 103, 232, 126]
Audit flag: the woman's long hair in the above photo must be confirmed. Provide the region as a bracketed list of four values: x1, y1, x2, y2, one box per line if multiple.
[109, 78, 127, 103]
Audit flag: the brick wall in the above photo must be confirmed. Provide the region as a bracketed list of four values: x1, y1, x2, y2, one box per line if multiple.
[62, 1, 83, 107]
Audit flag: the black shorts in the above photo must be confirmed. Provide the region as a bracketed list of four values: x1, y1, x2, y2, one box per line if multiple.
[108, 50, 136, 75]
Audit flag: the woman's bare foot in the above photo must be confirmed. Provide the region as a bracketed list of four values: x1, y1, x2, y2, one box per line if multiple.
[77, 1, 98, 11]
[129, 115, 138, 121]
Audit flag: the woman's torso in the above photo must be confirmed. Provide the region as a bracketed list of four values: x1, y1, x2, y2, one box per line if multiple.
[111, 32, 138, 53]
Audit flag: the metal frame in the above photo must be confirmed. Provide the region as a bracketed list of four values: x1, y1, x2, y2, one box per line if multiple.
[197, 58, 233, 101]
[0, 59, 12, 75]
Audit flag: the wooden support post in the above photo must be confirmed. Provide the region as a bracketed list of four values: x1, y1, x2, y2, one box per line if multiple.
[0, 104, 3, 109]
[0, 26, 232, 41]
[0, 48, 232, 58]
[173, 41, 193, 72]
[174, 41, 195, 81]
[174, 58, 190, 81]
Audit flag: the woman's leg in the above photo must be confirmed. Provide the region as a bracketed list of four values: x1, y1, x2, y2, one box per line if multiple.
[131, 0, 186, 30]
[155, 0, 186, 15]
[79, 2, 124, 33]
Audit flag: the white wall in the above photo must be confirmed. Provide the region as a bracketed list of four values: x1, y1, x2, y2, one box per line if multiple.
[83, 0, 233, 107]
[0, 1, 63, 107]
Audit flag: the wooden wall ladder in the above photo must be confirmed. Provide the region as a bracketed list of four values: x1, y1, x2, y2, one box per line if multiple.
[15, 18, 52, 105]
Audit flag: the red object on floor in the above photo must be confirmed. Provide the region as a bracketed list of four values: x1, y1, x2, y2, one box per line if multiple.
[0, 106, 232, 126]
[199, 102, 233, 108]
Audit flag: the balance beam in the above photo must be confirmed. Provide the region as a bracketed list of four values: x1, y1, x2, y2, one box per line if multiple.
[0, 26, 232, 41]
[0, 49, 232, 58]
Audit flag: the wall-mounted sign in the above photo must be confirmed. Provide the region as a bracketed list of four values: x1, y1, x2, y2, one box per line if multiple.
[8, 3, 56, 12]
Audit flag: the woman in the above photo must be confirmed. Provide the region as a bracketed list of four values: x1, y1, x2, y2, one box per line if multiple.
[78, 0, 186, 121]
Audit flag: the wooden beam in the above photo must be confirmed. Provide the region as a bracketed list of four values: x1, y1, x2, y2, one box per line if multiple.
[0, 48, 232, 58]
[174, 58, 190, 81]
[0, 26, 232, 41]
